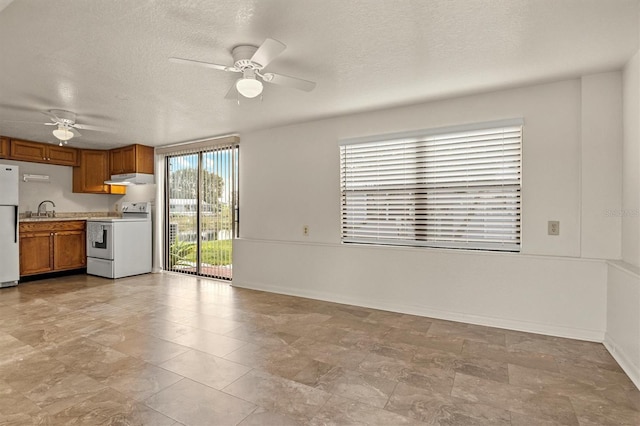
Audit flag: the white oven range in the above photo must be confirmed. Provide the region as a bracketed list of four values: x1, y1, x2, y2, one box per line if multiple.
[86, 201, 152, 279]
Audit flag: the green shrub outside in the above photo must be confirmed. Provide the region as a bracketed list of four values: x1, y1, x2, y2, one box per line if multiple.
[169, 239, 232, 267]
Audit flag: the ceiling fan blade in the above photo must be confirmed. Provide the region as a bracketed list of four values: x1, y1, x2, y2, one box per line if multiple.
[262, 72, 316, 92]
[73, 123, 111, 132]
[41, 110, 60, 123]
[251, 38, 286, 68]
[0, 119, 48, 125]
[169, 57, 239, 72]
[44, 122, 57, 126]
[70, 128, 82, 137]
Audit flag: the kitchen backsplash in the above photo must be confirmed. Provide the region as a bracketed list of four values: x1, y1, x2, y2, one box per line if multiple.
[1, 159, 156, 214]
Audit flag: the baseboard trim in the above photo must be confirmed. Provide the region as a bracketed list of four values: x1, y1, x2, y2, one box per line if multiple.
[604, 333, 640, 390]
[233, 279, 605, 342]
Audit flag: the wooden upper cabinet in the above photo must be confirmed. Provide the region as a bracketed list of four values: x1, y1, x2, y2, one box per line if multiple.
[109, 146, 129, 174]
[9, 139, 78, 166]
[10, 139, 47, 162]
[0, 136, 9, 158]
[48, 145, 79, 166]
[73, 149, 126, 194]
[0, 135, 148, 195]
[109, 144, 154, 175]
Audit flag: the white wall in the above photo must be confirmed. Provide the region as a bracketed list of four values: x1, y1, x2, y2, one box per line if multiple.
[604, 46, 640, 391]
[240, 79, 586, 256]
[0, 159, 118, 213]
[581, 73, 623, 259]
[605, 262, 640, 389]
[234, 76, 624, 342]
[236, 240, 606, 340]
[622, 52, 640, 268]
[117, 184, 156, 210]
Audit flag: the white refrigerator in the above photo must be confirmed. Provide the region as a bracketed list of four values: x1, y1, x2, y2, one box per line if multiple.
[0, 164, 19, 288]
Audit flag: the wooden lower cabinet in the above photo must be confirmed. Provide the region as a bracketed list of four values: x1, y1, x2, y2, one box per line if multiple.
[19, 230, 53, 276]
[53, 229, 86, 271]
[19, 220, 86, 276]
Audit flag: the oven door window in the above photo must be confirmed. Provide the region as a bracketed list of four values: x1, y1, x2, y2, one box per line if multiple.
[92, 228, 108, 249]
[87, 223, 114, 260]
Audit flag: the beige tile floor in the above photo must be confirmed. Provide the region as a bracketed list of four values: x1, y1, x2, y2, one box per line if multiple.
[0, 272, 638, 425]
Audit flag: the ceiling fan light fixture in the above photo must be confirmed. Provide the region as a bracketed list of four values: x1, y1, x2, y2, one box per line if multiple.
[236, 77, 263, 98]
[52, 125, 74, 141]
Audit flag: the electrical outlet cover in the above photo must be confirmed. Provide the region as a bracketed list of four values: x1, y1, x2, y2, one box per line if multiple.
[548, 220, 560, 236]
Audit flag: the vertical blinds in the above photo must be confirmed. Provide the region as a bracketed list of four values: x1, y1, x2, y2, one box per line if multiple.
[340, 121, 522, 252]
[164, 137, 239, 279]
[165, 142, 239, 241]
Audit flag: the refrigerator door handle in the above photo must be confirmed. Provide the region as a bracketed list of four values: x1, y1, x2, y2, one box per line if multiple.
[14, 205, 18, 243]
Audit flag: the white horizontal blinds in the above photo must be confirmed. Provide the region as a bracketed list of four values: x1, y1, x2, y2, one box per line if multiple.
[340, 123, 522, 251]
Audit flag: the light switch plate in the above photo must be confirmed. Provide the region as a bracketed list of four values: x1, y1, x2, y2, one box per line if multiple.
[548, 221, 560, 236]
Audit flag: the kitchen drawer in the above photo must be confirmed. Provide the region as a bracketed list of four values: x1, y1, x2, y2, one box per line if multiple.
[20, 220, 85, 233]
[87, 257, 114, 278]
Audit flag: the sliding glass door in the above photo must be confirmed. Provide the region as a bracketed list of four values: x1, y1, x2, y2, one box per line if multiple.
[165, 144, 238, 280]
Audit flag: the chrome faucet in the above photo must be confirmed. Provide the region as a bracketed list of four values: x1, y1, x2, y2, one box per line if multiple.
[37, 200, 56, 217]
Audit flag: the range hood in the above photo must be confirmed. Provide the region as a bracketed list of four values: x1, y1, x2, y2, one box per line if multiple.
[105, 173, 154, 186]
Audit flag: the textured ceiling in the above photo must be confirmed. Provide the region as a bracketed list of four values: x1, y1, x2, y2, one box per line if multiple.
[0, 0, 638, 149]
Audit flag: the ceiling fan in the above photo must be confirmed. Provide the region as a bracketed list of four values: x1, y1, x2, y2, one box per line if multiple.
[170, 38, 316, 100]
[42, 109, 110, 145]
[1, 109, 110, 145]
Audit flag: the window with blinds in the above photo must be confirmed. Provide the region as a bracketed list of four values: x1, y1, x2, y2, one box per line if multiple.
[339, 120, 522, 252]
